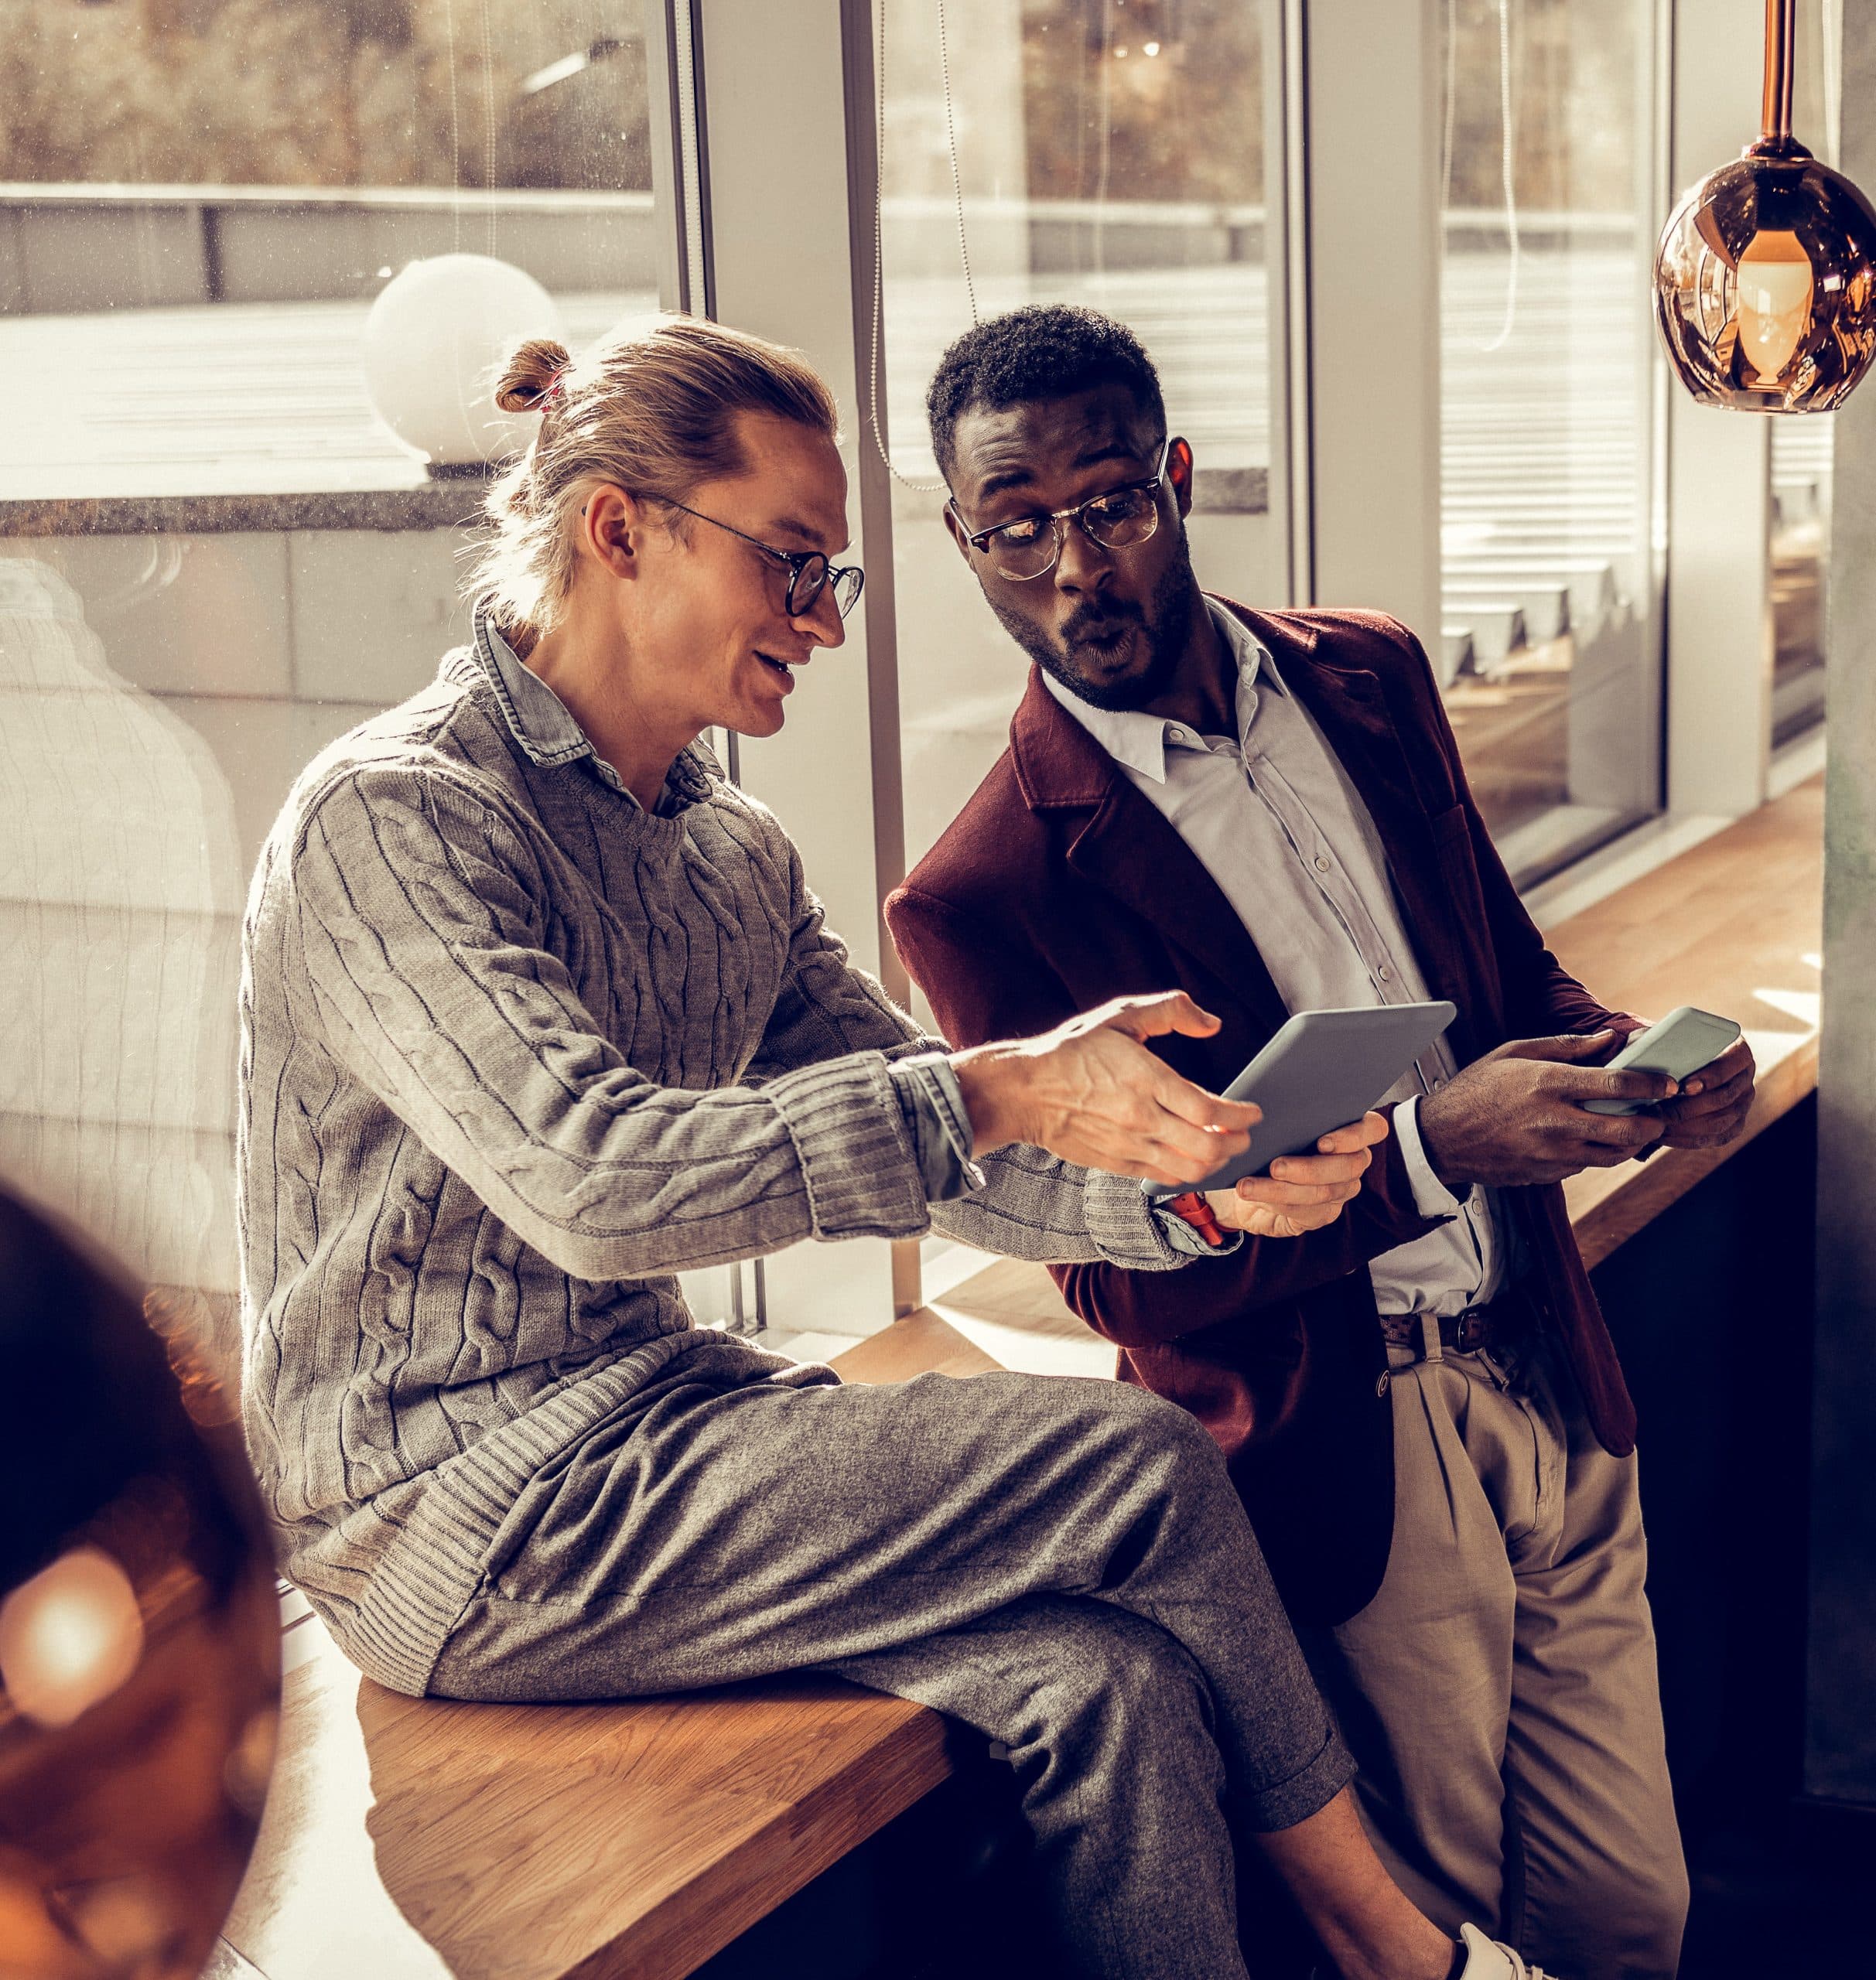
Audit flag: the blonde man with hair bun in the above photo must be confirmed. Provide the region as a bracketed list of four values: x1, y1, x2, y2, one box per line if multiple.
[237, 316, 1521, 1980]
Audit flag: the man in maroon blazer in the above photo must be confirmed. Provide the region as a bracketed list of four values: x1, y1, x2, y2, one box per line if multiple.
[886, 306, 1758, 1980]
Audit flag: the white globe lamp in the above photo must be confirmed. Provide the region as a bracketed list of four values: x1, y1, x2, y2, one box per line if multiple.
[362, 254, 565, 473]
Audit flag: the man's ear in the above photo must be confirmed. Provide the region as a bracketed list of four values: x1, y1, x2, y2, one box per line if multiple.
[578, 483, 642, 579]
[1168, 437, 1196, 521]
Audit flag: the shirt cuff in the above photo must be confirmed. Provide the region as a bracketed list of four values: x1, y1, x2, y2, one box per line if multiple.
[1153, 1203, 1246, 1257]
[888, 1053, 988, 1203]
[1392, 1097, 1464, 1220]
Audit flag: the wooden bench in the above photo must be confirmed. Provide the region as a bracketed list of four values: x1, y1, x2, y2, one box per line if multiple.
[222, 1636, 960, 1980]
[217, 1316, 1006, 1980]
[218, 779, 1823, 1980]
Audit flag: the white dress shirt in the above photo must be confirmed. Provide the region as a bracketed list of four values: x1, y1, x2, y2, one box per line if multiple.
[1044, 600, 1506, 1316]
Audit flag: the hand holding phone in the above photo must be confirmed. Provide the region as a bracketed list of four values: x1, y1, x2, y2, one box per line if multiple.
[1579, 1006, 1742, 1116]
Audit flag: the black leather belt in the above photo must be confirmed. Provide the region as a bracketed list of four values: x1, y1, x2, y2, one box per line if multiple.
[1379, 1285, 1538, 1358]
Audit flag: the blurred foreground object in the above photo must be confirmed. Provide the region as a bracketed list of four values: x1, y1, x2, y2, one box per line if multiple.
[362, 253, 563, 471]
[1655, 0, 1876, 411]
[0, 1191, 278, 1980]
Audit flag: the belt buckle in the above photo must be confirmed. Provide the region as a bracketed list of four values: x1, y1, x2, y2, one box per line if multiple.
[1451, 1306, 1492, 1354]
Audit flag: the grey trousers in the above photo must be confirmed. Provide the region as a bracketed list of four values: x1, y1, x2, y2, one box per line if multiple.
[1301, 1323, 1690, 1980]
[428, 1366, 1355, 1980]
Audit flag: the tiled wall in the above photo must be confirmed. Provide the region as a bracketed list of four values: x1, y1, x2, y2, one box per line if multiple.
[0, 527, 472, 1368]
[0, 527, 748, 1359]
[18, 527, 477, 872]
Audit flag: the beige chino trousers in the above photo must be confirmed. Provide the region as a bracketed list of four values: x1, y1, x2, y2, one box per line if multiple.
[1300, 1323, 1690, 1980]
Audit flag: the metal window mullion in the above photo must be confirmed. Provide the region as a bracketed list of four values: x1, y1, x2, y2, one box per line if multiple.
[672, 0, 714, 318]
[1295, 0, 1442, 646]
[646, 0, 714, 318]
[687, 0, 910, 1336]
[1270, 0, 1315, 608]
[1645, 0, 1675, 818]
[1662, 0, 1775, 817]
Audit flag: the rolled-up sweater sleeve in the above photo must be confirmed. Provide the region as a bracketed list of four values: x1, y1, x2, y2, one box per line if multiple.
[291, 767, 1176, 1280]
[744, 843, 1193, 1272]
[291, 767, 941, 1278]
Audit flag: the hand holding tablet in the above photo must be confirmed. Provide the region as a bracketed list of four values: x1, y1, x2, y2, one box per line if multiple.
[1143, 1001, 1457, 1203]
[1201, 1106, 1393, 1238]
[1146, 1001, 1750, 1209]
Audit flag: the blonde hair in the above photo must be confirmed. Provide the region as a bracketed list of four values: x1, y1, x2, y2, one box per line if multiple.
[471, 316, 840, 638]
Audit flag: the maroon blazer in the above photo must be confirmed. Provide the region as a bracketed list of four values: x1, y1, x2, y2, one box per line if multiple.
[887, 601, 1641, 1625]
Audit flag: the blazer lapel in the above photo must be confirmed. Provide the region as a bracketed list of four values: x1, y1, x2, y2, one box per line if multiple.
[1227, 603, 1480, 1043]
[1009, 669, 1290, 1037]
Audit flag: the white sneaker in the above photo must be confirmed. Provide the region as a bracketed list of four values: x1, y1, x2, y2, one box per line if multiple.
[1456, 1920, 1560, 1980]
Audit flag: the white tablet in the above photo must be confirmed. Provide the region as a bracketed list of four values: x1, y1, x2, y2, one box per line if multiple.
[1142, 1000, 1458, 1203]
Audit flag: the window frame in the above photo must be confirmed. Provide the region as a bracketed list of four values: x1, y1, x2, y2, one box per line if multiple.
[579, 0, 1799, 1334]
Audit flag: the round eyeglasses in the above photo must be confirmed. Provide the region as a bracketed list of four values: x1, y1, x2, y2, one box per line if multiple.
[662, 499, 866, 620]
[952, 439, 1173, 582]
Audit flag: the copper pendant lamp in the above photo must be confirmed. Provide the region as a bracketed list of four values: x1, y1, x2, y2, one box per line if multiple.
[1655, 0, 1876, 412]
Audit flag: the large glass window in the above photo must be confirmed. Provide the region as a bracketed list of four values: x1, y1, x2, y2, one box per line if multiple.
[1772, 415, 1832, 748]
[1437, 0, 1664, 885]
[0, 2, 730, 1357]
[872, 0, 1276, 1300]
[876, 0, 1278, 900]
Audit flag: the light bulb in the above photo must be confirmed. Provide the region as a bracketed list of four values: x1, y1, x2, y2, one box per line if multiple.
[1735, 229, 1815, 383]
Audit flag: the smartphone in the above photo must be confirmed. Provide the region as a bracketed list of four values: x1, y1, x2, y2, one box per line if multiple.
[1579, 1005, 1741, 1116]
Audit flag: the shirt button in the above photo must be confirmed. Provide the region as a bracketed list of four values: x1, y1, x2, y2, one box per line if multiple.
[1314, 854, 1331, 873]
[1432, 1076, 1447, 1090]
[1378, 965, 1394, 982]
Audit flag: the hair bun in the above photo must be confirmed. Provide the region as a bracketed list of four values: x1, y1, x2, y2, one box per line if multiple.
[494, 338, 574, 414]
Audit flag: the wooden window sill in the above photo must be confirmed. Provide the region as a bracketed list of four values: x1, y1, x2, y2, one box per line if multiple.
[1549, 775, 1822, 1268]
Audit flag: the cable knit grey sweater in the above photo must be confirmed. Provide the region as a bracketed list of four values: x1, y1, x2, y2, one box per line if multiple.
[237, 613, 1190, 1693]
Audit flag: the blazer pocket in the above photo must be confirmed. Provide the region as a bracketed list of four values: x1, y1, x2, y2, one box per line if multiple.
[1429, 801, 1471, 848]
[1427, 802, 1492, 924]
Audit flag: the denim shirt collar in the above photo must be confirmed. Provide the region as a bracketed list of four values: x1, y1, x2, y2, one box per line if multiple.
[467, 599, 716, 815]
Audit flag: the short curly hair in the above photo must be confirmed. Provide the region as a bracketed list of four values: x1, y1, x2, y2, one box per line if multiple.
[925, 304, 1167, 485]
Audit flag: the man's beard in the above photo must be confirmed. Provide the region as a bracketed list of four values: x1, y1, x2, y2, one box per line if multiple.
[988, 529, 1198, 714]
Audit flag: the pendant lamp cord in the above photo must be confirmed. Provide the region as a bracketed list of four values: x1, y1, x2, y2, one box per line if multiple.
[443, 0, 463, 251]
[1762, 0, 1796, 147]
[1093, 0, 1116, 280]
[1479, 0, 1522, 353]
[869, 0, 979, 493]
